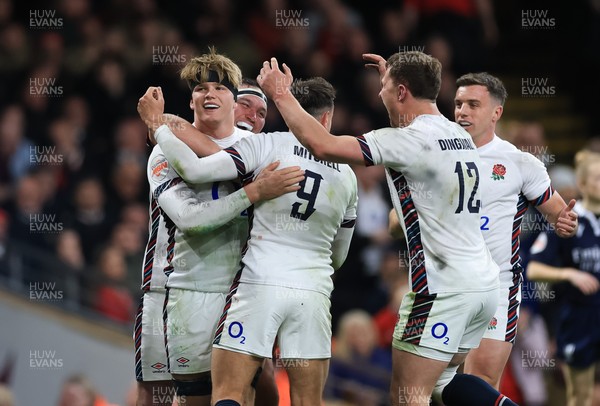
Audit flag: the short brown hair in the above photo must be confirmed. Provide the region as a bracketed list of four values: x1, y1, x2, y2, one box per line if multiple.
[456, 72, 508, 106]
[180, 47, 242, 92]
[292, 77, 336, 117]
[386, 52, 442, 101]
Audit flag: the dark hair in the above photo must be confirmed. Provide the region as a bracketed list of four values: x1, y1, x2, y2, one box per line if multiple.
[386, 52, 442, 101]
[241, 77, 260, 88]
[292, 77, 336, 117]
[456, 72, 508, 106]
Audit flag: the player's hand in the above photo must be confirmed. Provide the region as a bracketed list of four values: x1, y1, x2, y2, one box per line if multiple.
[257, 58, 294, 101]
[247, 161, 304, 203]
[566, 268, 600, 295]
[137, 86, 165, 133]
[555, 199, 578, 238]
[363, 53, 386, 79]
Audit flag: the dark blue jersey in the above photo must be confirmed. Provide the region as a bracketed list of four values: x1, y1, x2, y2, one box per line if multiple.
[529, 203, 600, 305]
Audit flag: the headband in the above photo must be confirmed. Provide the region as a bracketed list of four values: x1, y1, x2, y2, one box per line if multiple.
[237, 88, 268, 105]
[188, 70, 238, 100]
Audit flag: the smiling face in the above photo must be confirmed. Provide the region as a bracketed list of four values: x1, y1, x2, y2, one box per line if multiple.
[190, 82, 236, 129]
[454, 84, 502, 146]
[235, 92, 267, 133]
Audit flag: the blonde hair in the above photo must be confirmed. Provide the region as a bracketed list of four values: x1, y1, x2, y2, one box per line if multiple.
[334, 309, 378, 360]
[575, 149, 600, 184]
[180, 46, 242, 91]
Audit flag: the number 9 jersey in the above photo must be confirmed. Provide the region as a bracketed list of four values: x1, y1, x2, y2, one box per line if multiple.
[360, 114, 499, 295]
[222, 131, 358, 296]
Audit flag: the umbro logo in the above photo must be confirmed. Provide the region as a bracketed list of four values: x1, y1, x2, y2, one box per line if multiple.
[177, 357, 190, 364]
[151, 362, 166, 370]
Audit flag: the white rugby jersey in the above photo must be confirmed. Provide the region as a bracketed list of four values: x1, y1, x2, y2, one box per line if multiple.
[141, 127, 252, 293]
[155, 127, 358, 296]
[478, 135, 553, 288]
[359, 114, 499, 294]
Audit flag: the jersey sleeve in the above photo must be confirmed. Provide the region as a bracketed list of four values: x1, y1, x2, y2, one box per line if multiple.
[331, 170, 358, 270]
[156, 182, 251, 235]
[519, 152, 553, 206]
[360, 126, 426, 170]
[224, 132, 276, 179]
[147, 147, 182, 195]
[148, 147, 252, 235]
[155, 124, 239, 183]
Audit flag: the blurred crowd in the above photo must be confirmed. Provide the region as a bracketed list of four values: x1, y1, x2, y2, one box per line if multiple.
[0, 0, 599, 405]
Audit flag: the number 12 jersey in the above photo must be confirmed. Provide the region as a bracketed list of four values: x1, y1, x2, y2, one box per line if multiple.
[360, 114, 499, 294]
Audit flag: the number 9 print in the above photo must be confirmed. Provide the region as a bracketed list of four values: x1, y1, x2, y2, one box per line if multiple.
[228, 321, 246, 344]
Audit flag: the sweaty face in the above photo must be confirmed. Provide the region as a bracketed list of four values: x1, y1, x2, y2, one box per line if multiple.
[190, 82, 235, 127]
[235, 95, 267, 133]
[454, 85, 501, 143]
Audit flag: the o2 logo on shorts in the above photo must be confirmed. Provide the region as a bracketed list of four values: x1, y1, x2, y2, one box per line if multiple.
[228, 321, 246, 344]
[431, 323, 449, 345]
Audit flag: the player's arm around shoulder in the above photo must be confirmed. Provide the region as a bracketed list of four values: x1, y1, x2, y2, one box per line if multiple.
[162, 113, 221, 157]
[154, 125, 239, 184]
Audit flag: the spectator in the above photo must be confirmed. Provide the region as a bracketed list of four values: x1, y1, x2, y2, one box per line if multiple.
[56, 373, 118, 406]
[326, 309, 392, 406]
[93, 245, 134, 324]
[62, 177, 114, 263]
[56, 228, 85, 271]
[0, 105, 32, 204]
[109, 221, 144, 296]
[6, 174, 50, 250]
[107, 157, 146, 209]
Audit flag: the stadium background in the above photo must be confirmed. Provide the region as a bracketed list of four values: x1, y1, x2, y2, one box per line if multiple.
[0, 0, 598, 404]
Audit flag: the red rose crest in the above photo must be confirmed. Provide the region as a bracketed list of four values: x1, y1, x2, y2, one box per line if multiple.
[487, 316, 498, 330]
[491, 164, 506, 180]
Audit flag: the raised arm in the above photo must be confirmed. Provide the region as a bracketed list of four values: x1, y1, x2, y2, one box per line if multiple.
[258, 58, 365, 165]
[154, 124, 238, 183]
[137, 86, 221, 157]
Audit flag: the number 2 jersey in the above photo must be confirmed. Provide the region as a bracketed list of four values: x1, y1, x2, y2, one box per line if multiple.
[478, 135, 553, 288]
[360, 114, 499, 294]
[155, 127, 358, 296]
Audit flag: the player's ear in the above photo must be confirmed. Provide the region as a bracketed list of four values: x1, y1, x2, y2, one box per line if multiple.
[190, 98, 194, 111]
[397, 84, 407, 102]
[492, 105, 503, 123]
[318, 109, 333, 131]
